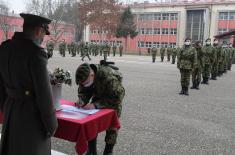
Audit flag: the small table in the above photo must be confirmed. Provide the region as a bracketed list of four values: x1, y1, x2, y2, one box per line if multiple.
[0, 99, 120, 155]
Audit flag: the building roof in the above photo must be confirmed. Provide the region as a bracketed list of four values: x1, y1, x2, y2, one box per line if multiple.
[214, 30, 235, 39]
[129, 0, 235, 9]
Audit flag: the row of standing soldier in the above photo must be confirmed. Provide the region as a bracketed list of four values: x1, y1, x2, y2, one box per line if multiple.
[151, 45, 180, 64]
[177, 38, 235, 95]
[46, 40, 124, 61]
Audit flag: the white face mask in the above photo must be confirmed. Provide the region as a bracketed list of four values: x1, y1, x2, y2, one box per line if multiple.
[184, 41, 191, 46]
[214, 41, 218, 44]
[206, 41, 211, 45]
[83, 80, 94, 87]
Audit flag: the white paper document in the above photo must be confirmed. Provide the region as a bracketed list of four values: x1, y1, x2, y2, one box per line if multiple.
[60, 104, 100, 115]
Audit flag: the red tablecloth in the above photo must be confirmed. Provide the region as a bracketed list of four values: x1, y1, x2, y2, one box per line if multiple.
[0, 99, 120, 155]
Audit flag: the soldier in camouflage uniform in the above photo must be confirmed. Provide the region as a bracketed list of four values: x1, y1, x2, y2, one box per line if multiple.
[119, 44, 123, 57]
[167, 46, 172, 61]
[228, 43, 235, 71]
[46, 40, 54, 58]
[103, 43, 111, 61]
[75, 63, 125, 155]
[218, 42, 227, 76]
[67, 43, 71, 55]
[59, 40, 66, 57]
[223, 42, 229, 73]
[191, 41, 204, 89]
[81, 42, 91, 61]
[171, 46, 178, 64]
[160, 46, 166, 62]
[177, 38, 197, 95]
[211, 39, 221, 80]
[201, 38, 214, 84]
[151, 45, 158, 63]
[70, 42, 77, 57]
[112, 44, 117, 57]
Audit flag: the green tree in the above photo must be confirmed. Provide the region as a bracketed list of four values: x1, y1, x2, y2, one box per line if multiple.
[116, 6, 138, 53]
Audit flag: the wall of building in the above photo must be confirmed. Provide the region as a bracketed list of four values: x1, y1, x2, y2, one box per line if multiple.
[86, 1, 235, 54]
[0, 14, 76, 48]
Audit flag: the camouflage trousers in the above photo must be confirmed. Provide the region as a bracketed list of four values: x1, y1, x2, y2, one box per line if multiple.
[228, 59, 233, 70]
[191, 67, 201, 84]
[81, 54, 91, 61]
[180, 69, 191, 88]
[152, 55, 156, 63]
[224, 62, 228, 73]
[120, 51, 123, 57]
[172, 55, 176, 64]
[113, 51, 116, 56]
[167, 54, 171, 61]
[161, 55, 164, 62]
[202, 64, 211, 80]
[211, 63, 218, 78]
[218, 62, 224, 74]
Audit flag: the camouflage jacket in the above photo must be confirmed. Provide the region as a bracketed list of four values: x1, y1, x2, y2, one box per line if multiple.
[167, 47, 172, 55]
[172, 48, 178, 57]
[46, 42, 54, 51]
[202, 45, 214, 65]
[151, 47, 157, 55]
[213, 44, 221, 64]
[177, 45, 197, 70]
[194, 46, 204, 69]
[77, 65, 125, 117]
[59, 42, 66, 52]
[160, 47, 165, 55]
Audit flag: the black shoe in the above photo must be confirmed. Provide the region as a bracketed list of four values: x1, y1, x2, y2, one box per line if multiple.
[86, 138, 97, 155]
[184, 89, 189, 95]
[211, 77, 217, 80]
[179, 90, 184, 95]
[103, 144, 114, 155]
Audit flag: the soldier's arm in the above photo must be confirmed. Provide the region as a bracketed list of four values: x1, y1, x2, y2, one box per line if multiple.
[0, 74, 6, 112]
[76, 86, 91, 107]
[29, 49, 58, 136]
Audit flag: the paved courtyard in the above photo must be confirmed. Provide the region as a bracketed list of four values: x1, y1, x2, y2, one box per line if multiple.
[48, 53, 235, 155]
[1, 53, 235, 155]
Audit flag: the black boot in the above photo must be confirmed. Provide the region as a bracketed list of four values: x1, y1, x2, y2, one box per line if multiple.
[190, 82, 196, 89]
[184, 87, 189, 95]
[103, 144, 114, 155]
[179, 86, 184, 95]
[201, 78, 206, 84]
[205, 78, 209, 85]
[86, 138, 97, 155]
[195, 81, 200, 90]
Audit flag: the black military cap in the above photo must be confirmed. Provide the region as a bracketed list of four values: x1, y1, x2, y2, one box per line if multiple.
[20, 13, 51, 35]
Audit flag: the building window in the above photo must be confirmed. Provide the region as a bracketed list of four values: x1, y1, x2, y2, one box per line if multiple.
[138, 14, 153, 21]
[218, 28, 228, 34]
[219, 12, 228, 20]
[154, 28, 161, 34]
[154, 13, 161, 20]
[162, 13, 169, 20]
[117, 41, 122, 46]
[169, 42, 176, 47]
[146, 28, 153, 34]
[170, 28, 177, 35]
[170, 13, 178, 20]
[138, 41, 145, 48]
[153, 42, 160, 48]
[229, 12, 235, 20]
[161, 42, 168, 47]
[140, 28, 145, 35]
[162, 28, 169, 35]
[145, 42, 152, 48]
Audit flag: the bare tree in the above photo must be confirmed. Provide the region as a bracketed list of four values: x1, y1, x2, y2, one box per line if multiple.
[25, 0, 67, 44]
[0, 1, 12, 41]
[77, 0, 121, 41]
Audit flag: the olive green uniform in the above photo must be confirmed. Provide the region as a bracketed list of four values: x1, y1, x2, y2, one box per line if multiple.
[160, 47, 166, 62]
[151, 47, 158, 63]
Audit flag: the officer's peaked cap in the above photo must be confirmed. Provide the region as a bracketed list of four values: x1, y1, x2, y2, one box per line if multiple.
[20, 13, 51, 35]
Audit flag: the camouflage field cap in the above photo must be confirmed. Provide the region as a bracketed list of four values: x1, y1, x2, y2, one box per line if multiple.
[75, 63, 91, 84]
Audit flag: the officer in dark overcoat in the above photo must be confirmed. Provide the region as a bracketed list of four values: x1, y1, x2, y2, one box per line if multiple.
[0, 13, 58, 155]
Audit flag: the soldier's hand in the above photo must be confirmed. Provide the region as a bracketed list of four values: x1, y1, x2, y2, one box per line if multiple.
[82, 103, 95, 110]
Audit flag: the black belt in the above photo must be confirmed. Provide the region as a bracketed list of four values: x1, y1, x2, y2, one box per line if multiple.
[6, 88, 34, 100]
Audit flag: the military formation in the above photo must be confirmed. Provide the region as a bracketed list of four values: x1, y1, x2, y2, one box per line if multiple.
[177, 38, 235, 95]
[46, 41, 124, 61]
[149, 38, 234, 96]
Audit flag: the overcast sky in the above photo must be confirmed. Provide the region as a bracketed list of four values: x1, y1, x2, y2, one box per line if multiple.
[6, 0, 174, 14]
